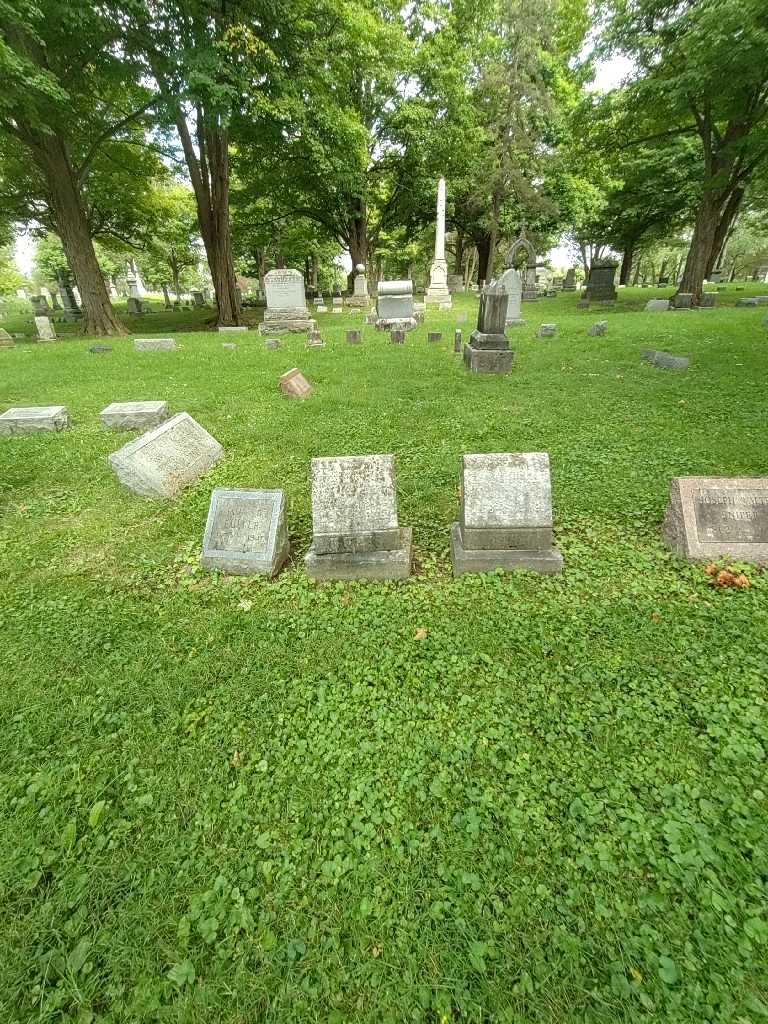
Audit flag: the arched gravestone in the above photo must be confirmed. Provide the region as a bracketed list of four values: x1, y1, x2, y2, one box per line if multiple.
[496, 268, 524, 325]
[504, 228, 539, 301]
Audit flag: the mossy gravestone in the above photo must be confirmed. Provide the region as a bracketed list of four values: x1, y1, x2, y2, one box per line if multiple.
[201, 488, 289, 576]
[663, 477, 768, 564]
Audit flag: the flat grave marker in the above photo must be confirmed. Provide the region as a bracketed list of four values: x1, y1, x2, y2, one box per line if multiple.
[663, 477, 768, 563]
[201, 488, 289, 576]
[0, 405, 70, 435]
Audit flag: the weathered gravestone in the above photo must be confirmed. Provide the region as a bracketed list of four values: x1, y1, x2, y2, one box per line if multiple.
[35, 316, 56, 341]
[736, 297, 758, 307]
[100, 401, 169, 430]
[671, 293, 693, 309]
[577, 299, 590, 310]
[201, 488, 290, 576]
[464, 281, 513, 374]
[56, 269, 81, 321]
[376, 280, 417, 331]
[304, 454, 412, 580]
[30, 295, 50, 316]
[192, 291, 206, 308]
[497, 268, 524, 325]
[425, 177, 452, 307]
[537, 323, 557, 338]
[563, 268, 577, 291]
[134, 337, 176, 351]
[390, 330, 405, 344]
[279, 368, 313, 399]
[0, 405, 70, 435]
[307, 330, 325, 347]
[428, 331, 442, 343]
[700, 292, 717, 307]
[346, 330, 362, 345]
[347, 265, 370, 308]
[645, 299, 670, 312]
[218, 325, 248, 333]
[756, 296, 768, 305]
[126, 297, 144, 315]
[265, 339, 281, 350]
[642, 349, 690, 371]
[332, 296, 344, 314]
[588, 320, 608, 336]
[450, 452, 564, 575]
[583, 260, 618, 302]
[108, 412, 223, 498]
[454, 329, 462, 353]
[89, 344, 113, 354]
[663, 477, 768, 564]
[260, 269, 314, 334]
[447, 274, 464, 293]
[222, 342, 237, 350]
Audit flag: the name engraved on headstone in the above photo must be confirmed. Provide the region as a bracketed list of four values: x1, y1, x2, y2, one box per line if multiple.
[694, 489, 768, 543]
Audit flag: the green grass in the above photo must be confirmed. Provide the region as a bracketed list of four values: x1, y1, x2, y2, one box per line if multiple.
[1, 286, 768, 1023]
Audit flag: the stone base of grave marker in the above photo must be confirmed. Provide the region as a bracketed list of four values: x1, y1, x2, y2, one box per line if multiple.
[463, 345, 514, 373]
[201, 488, 290, 576]
[100, 401, 169, 430]
[108, 412, 223, 498]
[259, 311, 315, 334]
[450, 524, 563, 575]
[218, 325, 248, 333]
[376, 317, 418, 332]
[663, 476, 768, 564]
[645, 299, 670, 312]
[279, 368, 313, 399]
[0, 405, 70, 435]
[89, 344, 113, 354]
[642, 350, 690, 371]
[134, 338, 177, 351]
[390, 330, 405, 344]
[671, 293, 693, 310]
[305, 529, 412, 581]
[756, 296, 768, 305]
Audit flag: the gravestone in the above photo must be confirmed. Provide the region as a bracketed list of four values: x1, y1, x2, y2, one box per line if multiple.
[192, 291, 206, 308]
[56, 269, 81, 321]
[428, 331, 442, 343]
[218, 325, 248, 333]
[584, 260, 618, 302]
[448, 274, 464, 293]
[100, 401, 169, 430]
[35, 316, 56, 341]
[304, 454, 411, 580]
[30, 295, 50, 316]
[577, 299, 590, 310]
[736, 297, 758, 307]
[279, 368, 313, 399]
[89, 344, 112, 354]
[332, 297, 344, 314]
[201, 488, 289, 576]
[700, 292, 717, 307]
[645, 299, 670, 312]
[588, 320, 608, 336]
[497, 268, 524, 325]
[671, 293, 693, 309]
[126, 297, 144, 315]
[450, 453, 563, 575]
[708, 269, 725, 283]
[562, 268, 577, 291]
[537, 323, 556, 338]
[663, 477, 768, 564]
[347, 264, 369, 308]
[454, 329, 462, 353]
[376, 280, 417, 331]
[552, 276, 564, 289]
[346, 329, 362, 345]
[259, 269, 314, 333]
[642, 349, 690, 371]
[464, 281, 513, 374]
[108, 412, 223, 498]
[134, 338, 176, 351]
[265, 338, 281, 350]
[222, 342, 237, 350]
[0, 329, 15, 347]
[390, 330, 405, 344]
[307, 330, 325, 348]
[0, 405, 70, 435]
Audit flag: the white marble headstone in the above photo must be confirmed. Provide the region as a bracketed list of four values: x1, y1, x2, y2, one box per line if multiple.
[461, 453, 553, 530]
[264, 269, 306, 311]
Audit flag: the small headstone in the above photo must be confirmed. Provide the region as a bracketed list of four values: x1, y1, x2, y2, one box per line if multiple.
[645, 299, 670, 312]
[537, 324, 556, 338]
[736, 297, 758, 307]
[265, 338, 281, 350]
[134, 338, 177, 351]
[428, 331, 442, 343]
[192, 291, 206, 308]
[700, 292, 717, 307]
[390, 330, 405, 344]
[100, 401, 170, 430]
[588, 320, 608, 337]
[332, 297, 344, 314]
[663, 476, 768, 563]
[0, 405, 70, 435]
[450, 453, 563, 575]
[307, 331, 325, 348]
[279, 367, 313, 399]
[108, 412, 223, 499]
[304, 454, 411, 580]
[218, 325, 248, 333]
[222, 342, 237, 350]
[671, 293, 693, 310]
[346, 330, 362, 345]
[126, 297, 144, 315]
[89, 344, 113, 354]
[35, 316, 56, 341]
[577, 299, 590, 310]
[201, 488, 290, 576]
[641, 350, 690, 371]
[454, 329, 462, 353]
[376, 280, 416, 331]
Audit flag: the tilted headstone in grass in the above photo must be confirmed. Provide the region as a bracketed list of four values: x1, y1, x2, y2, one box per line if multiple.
[0, 405, 70, 435]
[537, 323, 557, 338]
[305, 454, 411, 580]
[134, 338, 176, 351]
[279, 368, 313, 399]
[588, 320, 608, 336]
[100, 401, 169, 431]
[201, 488, 289, 576]
[0, 328, 14, 347]
[663, 477, 768, 564]
[35, 316, 56, 341]
[463, 280, 513, 374]
[108, 412, 223, 498]
[642, 349, 690, 371]
[450, 452, 563, 575]
[645, 299, 670, 312]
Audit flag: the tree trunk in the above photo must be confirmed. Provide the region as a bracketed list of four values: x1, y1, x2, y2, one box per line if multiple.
[169, 253, 181, 300]
[631, 260, 642, 286]
[162, 283, 172, 308]
[619, 245, 634, 286]
[454, 232, 465, 275]
[579, 243, 589, 279]
[678, 193, 722, 302]
[706, 186, 744, 278]
[347, 199, 368, 290]
[476, 235, 492, 284]
[34, 133, 126, 336]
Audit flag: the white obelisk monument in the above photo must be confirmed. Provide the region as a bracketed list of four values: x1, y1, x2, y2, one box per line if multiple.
[425, 177, 452, 307]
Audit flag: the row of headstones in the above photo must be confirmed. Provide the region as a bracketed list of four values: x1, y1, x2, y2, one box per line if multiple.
[3, 408, 764, 574]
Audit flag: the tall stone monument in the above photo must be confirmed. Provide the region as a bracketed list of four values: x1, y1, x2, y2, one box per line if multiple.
[463, 281, 513, 374]
[425, 177, 452, 307]
[259, 269, 314, 334]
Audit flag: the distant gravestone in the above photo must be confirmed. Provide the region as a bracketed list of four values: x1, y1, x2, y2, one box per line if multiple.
[108, 412, 223, 498]
[736, 297, 758, 307]
[332, 296, 344, 314]
[700, 292, 717, 307]
[307, 330, 325, 347]
[192, 291, 206, 308]
[537, 323, 557, 338]
[454, 329, 462, 353]
[663, 477, 768, 564]
[588, 320, 608, 336]
[645, 299, 670, 312]
[390, 330, 405, 344]
[464, 280, 513, 374]
[222, 342, 237, 350]
[30, 295, 50, 316]
[279, 367, 313, 399]
[134, 338, 176, 351]
[0, 328, 14, 347]
[584, 261, 618, 302]
[577, 299, 590, 310]
[347, 264, 369, 307]
[201, 488, 289, 576]
[346, 329, 362, 345]
[376, 280, 416, 331]
[450, 453, 563, 575]
[100, 401, 169, 430]
[35, 316, 56, 341]
[428, 331, 442, 343]
[497, 268, 524, 325]
[265, 338, 281, 350]
[0, 405, 70, 435]
[642, 349, 690, 371]
[89, 344, 113, 354]
[218, 325, 248, 333]
[260, 269, 314, 333]
[447, 274, 464, 293]
[126, 297, 144, 315]
[671, 293, 693, 309]
[304, 454, 411, 580]
[756, 296, 768, 305]
[563, 268, 577, 291]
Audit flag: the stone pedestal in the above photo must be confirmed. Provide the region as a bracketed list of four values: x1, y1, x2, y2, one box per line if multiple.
[347, 265, 370, 308]
[463, 283, 513, 374]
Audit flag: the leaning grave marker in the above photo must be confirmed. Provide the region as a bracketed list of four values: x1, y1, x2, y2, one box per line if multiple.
[201, 488, 289, 576]
[663, 477, 768, 564]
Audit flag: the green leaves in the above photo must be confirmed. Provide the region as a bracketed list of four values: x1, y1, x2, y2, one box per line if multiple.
[166, 959, 195, 987]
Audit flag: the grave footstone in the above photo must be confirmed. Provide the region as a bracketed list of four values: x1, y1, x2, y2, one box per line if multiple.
[671, 293, 693, 310]
[463, 281, 513, 375]
[588, 321, 608, 336]
[35, 316, 56, 341]
[201, 488, 290, 576]
[537, 323, 556, 338]
[450, 453, 563, 575]
[346, 330, 362, 345]
[0, 405, 70, 435]
[134, 337, 176, 351]
[454, 329, 462, 353]
[645, 299, 670, 312]
[663, 476, 768, 564]
[222, 342, 237, 350]
[100, 401, 170, 430]
[736, 297, 758, 307]
[259, 269, 314, 333]
[428, 331, 442, 343]
[390, 330, 405, 345]
[265, 339, 281, 350]
[108, 412, 223, 498]
[304, 454, 412, 580]
[279, 368, 313, 399]
[218, 325, 248, 333]
[642, 350, 690, 371]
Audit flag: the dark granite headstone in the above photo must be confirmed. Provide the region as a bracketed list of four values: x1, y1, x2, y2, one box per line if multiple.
[584, 261, 618, 302]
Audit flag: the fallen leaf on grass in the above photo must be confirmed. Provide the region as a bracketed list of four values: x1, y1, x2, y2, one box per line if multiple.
[414, 627, 428, 640]
[238, 599, 253, 611]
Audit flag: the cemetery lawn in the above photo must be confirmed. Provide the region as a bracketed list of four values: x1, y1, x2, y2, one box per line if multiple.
[2, 286, 768, 1024]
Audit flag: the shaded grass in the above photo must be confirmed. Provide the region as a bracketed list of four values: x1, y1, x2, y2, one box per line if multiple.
[0, 286, 767, 1023]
